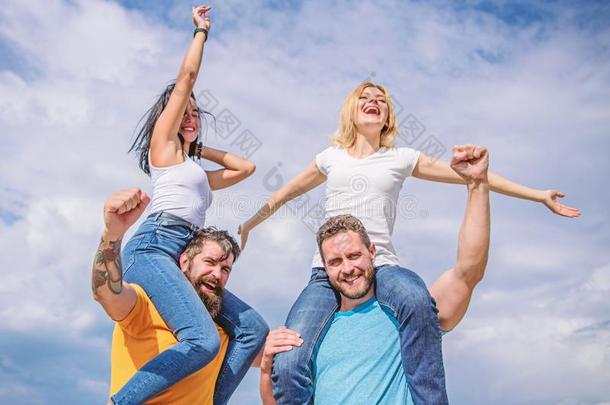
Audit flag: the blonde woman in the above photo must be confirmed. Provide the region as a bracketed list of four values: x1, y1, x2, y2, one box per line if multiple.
[239, 81, 579, 404]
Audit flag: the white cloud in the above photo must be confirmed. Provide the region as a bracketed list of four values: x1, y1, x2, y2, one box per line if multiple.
[445, 259, 610, 402]
[77, 378, 109, 397]
[0, 0, 609, 403]
[0, 0, 173, 84]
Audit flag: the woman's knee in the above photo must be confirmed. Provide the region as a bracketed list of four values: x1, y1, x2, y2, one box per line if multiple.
[377, 266, 435, 312]
[244, 310, 270, 351]
[183, 331, 221, 362]
[273, 343, 307, 375]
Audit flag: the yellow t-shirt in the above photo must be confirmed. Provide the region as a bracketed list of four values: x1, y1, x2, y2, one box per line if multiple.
[110, 284, 229, 404]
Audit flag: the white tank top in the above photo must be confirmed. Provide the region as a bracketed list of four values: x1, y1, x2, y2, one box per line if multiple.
[312, 146, 420, 268]
[149, 155, 212, 228]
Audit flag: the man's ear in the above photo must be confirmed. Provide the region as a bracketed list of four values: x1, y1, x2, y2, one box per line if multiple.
[179, 253, 189, 274]
[369, 242, 376, 259]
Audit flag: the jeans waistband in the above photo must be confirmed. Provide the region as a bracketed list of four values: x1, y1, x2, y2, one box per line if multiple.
[147, 211, 199, 232]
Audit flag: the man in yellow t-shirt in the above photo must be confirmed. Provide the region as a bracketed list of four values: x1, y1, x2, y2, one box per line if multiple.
[108, 284, 229, 405]
[92, 188, 263, 404]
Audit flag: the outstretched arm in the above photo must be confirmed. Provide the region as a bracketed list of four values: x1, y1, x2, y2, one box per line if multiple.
[202, 146, 256, 190]
[412, 150, 580, 218]
[239, 161, 326, 249]
[429, 145, 490, 331]
[150, 5, 212, 167]
[92, 188, 150, 321]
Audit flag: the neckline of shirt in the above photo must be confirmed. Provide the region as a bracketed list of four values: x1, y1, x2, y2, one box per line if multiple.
[342, 146, 388, 161]
[335, 296, 377, 317]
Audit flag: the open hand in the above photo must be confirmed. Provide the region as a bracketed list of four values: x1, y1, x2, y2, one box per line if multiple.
[192, 5, 211, 31]
[450, 144, 489, 184]
[103, 188, 150, 241]
[260, 327, 302, 374]
[542, 190, 581, 218]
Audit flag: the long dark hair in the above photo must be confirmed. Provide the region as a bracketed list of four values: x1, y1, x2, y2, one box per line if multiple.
[129, 82, 212, 175]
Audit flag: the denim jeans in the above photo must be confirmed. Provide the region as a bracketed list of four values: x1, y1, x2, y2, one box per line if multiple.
[271, 265, 448, 405]
[111, 212, 268, 405]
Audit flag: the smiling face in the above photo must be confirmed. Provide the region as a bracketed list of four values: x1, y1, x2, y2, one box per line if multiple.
[180, 240, 233, 318]
[333, 82, 399, 149]
[180, 97, 201, 144]
[322, 230, 376, 306]
[353, 86, 389, 134]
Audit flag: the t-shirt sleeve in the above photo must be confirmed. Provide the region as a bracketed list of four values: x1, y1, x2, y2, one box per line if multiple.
[397, 147, 420, 178]
[117, 285, 151, 336]
[315, 147, 333, 176]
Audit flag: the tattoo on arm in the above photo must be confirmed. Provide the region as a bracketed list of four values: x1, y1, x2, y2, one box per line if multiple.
[92, 238, 123, 295]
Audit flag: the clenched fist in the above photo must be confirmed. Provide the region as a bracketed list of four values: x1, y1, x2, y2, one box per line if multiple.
[103, 188, 150, 242]
[450, 144, 489, 184]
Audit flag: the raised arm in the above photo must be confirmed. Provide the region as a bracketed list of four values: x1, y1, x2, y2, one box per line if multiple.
[412, 149, 580, 218]
[201, 146, 256, 190]
[429, 145, 490, 331]
[150, 5, 211, 167]
[92, 188, 150, 321]
[238, 161, 326, 249]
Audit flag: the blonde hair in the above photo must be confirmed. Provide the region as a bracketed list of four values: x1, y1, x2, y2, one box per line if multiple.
[331, 81, 398, 149]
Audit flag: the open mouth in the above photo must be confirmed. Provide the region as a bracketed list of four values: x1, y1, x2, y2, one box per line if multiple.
[198, 279, 217, 293]
[342, 274, 362, 285]
[363, 106, 380, 116]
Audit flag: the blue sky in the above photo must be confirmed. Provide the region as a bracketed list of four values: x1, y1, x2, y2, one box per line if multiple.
[0, 0, 609, 404]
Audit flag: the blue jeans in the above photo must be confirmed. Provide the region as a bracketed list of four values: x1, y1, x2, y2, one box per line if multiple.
[112, 212, 268, 405]
[271, 265, 448, 405]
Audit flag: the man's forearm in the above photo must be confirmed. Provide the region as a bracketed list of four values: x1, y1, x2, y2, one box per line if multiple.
[260, 370, 277, 405]
[430, 179, 491, 330]
[455, 181, 490, 285]
[92, 234, 123, 296]
[92, 233, 136, 321]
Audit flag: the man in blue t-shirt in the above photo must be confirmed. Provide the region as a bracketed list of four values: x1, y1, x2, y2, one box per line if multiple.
[259, 145, 491, 404]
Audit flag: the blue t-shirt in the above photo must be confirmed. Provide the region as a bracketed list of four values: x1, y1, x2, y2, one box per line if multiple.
[313, 298, 414, 405]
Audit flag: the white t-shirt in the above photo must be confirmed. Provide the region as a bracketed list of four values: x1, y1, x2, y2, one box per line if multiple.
[312, 146, 420, 268]
[149, 156, 213, 228]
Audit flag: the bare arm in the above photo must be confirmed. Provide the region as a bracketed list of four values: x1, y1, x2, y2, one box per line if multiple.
[429, 146, 490, 331]
[92, 188, 150, 321]
[202, 146, 256, 190]
[413, 150, 580, 218]
[150, 6, 211, 167]
[260, 367, 276, 405]
[239, 161, 326, 249]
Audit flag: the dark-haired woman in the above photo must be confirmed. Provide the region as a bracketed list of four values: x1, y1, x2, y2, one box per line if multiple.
[113, 6, 268, 405]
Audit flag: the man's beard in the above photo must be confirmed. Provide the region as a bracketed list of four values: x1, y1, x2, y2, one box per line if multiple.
[191, 275, 224, 319]
[329, 263, 375, 300]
